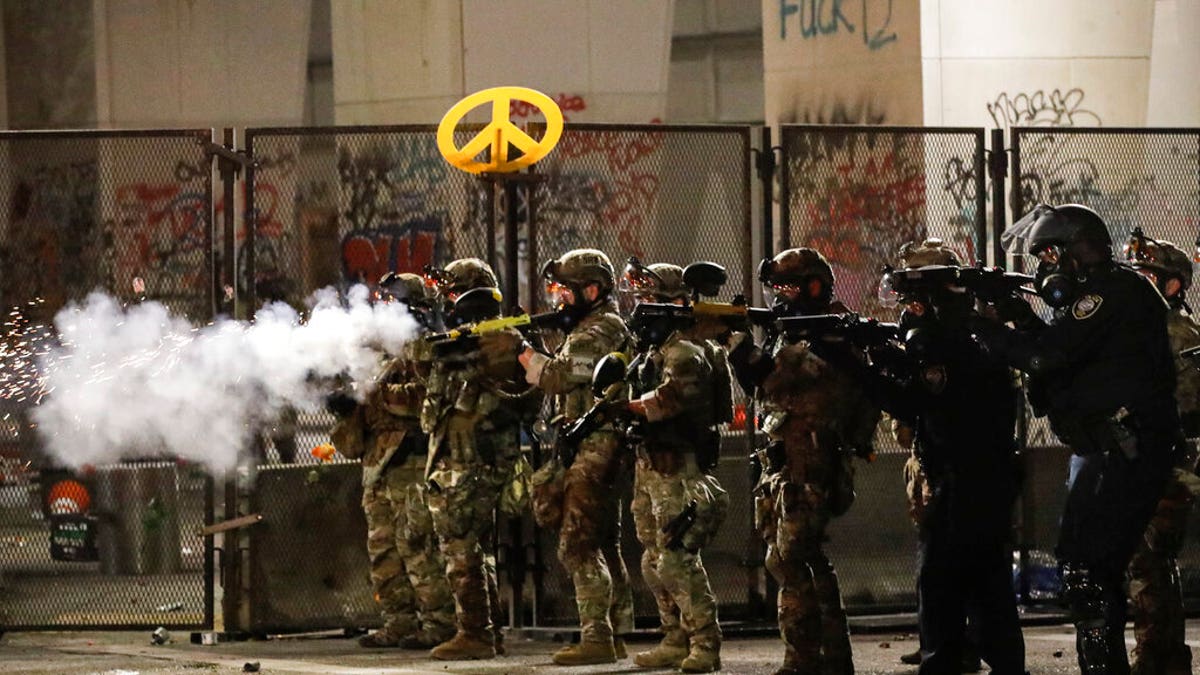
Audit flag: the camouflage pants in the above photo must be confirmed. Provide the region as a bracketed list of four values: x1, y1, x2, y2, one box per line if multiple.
[756, 472, 851, 675]
[1128, 468, 1197, 675]
[632, 456, 721, 651]
[427, 449, 511, 643]
[558, 430, 634, 644]
[362, 454, 455, 641]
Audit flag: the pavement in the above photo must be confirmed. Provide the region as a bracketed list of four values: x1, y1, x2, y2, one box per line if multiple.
[2, 621, 1199, 674]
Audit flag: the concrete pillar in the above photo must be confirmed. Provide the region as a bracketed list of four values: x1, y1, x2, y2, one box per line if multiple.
[94, 0, 311, 128]
[922, 0, 1155, 128]
[332, 0, 673, 125]
[762, 0, 924, 126]
[1147, 0, 1200, 126]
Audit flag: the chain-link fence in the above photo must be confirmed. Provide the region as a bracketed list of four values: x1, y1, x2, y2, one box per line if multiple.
[0, 130, 215, 630]
[1011, 127, 1200, 604]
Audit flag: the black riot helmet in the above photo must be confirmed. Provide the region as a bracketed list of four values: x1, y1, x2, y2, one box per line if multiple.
[1002, 203, 1112, 308]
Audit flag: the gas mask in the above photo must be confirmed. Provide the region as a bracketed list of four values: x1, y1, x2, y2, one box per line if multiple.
[1033, 245, 1080, 309]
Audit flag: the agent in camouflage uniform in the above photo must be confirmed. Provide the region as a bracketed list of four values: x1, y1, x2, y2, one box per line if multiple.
[328, 273, 455, 649]
[420, 259, 527, 661]
[724, 248, 880, 675]
[1123, 234, 1200, 675]
[520, 249, 635, 666]
[621, 261, 730, 673]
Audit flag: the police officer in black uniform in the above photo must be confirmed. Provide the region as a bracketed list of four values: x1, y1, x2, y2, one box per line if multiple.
[812, 239, 1026, 675]
[970, 203, 1180, 675]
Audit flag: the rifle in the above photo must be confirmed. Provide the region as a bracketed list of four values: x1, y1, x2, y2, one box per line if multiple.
[629, 299, 774, 349]
[425, 287, 568, 356]
[882, 264, 1035, 303]
[1182, 345, 1200, 362]
[777, 313, 901, 347]
[662, 500, 698, 551]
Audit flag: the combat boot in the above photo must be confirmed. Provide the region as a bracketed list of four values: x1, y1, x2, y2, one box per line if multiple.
[679, 644, 721, 673]
[358, 631, 401, 648]
[634, 639, 689, 668]
[614, 637, 627, 659]
[494, 629, 506, 656]
[552, 640, 617, 665]
[429, 631, 496, 660]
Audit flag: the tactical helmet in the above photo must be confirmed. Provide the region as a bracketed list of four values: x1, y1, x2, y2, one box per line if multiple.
[757, 247, 834, 311]
[424, 258, 498, 301]
[1003, 203, 1112, 257]
[541, 248, 616, 311]
[543, 248, 616, 291]
[1124, 228, 1193, 291]
[898, 238, 963, 268]
[377, 272, 428, 304]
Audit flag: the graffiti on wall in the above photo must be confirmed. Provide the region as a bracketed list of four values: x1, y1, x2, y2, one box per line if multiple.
[987, 88, 1102, 130]
[511, 93, 587, 122]
[778, 0, 899, 51]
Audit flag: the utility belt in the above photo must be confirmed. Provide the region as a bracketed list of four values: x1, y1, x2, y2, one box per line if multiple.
[1051, 408, 1140, 460]
[640, 423, 720, 474]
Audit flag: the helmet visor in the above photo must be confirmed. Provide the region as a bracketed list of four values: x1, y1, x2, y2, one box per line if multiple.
[1001, 204, 1056, 256]
[878, 270, 901, 309]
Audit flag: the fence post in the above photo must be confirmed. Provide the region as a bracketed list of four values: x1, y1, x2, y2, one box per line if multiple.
[988, 128, 1008, 269]
[758, 127, 775, 259]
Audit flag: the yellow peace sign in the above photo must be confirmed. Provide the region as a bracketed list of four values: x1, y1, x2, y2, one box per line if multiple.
[437, 86, 564, 174]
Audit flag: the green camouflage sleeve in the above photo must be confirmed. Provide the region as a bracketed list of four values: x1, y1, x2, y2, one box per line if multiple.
[639, 338, 711, 422]
[1168, 310, 1200, 423]
[525, 314, 628, 394]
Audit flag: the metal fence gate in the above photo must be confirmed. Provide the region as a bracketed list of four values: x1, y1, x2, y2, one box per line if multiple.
[0, 130, 216, 630]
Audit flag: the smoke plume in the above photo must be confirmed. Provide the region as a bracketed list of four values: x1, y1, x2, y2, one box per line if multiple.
[30, 285, 418, 473]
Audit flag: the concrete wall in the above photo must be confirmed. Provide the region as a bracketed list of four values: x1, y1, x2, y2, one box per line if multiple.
[1147, 0, 1200, 126]
[922, 0, 1155, 128]
[667, 0, 764, 123]
[332, 0, 674, 125]
[93, 0, 311, 128]
[762, 0, 924, 126]
[3, 1, 95, 129]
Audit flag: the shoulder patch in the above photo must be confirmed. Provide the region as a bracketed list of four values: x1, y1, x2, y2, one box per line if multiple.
[921, 365, 947, 394]
[1071, 294, 1103, 320]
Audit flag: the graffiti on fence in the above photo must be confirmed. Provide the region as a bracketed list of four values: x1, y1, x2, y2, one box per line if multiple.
[1016, 135, 1199, 247]
[109, 182, 211, 299]
[987, 88, 1102, 130]
[940, 155, 980, 262]
[1, 160, 102, 310]
[338, 138, 449, 234]
[778, 0, 899, 51]
[341, 218, 442, 285]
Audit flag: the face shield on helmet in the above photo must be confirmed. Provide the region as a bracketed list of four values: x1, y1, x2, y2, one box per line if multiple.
[618, 257, 664, 314]
[759, 257, 832, 314]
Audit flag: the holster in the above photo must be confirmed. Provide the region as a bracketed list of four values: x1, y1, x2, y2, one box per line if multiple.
[1051, 408, 1138, 460]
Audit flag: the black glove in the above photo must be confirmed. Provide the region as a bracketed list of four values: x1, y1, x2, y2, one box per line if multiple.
[325, 391, 358, 418]
[996, 295, 1039, 329]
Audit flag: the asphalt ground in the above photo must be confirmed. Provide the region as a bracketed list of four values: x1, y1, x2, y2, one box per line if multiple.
[2, 621, 1199, 674]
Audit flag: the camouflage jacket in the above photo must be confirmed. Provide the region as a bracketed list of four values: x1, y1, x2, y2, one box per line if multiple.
[1168, 307, 1200, 434]
[525, 303, 631, 421]
[758, 334, 880, 486]
[632, 332, 717, 456]
[331, 339, 432, 487]
[420, 327, 527, 475]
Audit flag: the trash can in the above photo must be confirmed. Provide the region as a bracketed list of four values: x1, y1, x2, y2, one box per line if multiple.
[94, 462, 182, 575]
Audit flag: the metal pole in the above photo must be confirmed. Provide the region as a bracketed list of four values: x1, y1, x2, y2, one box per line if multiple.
[223, 128, 239, 318]
[759, 126, 775, 259]
[989, 128, 1008, 269]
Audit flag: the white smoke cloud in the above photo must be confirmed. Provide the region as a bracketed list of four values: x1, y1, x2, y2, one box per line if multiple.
[31, 285, 419, 473]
